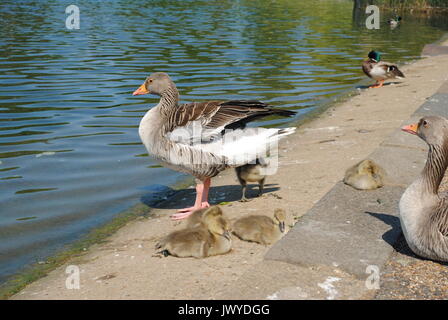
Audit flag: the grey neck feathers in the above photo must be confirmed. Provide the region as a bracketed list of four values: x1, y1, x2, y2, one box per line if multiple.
[422, 143, 448, 195]
[159, 84, 179, 117]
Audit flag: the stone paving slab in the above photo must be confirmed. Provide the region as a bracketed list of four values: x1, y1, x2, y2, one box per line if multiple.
[422, 44, 448, 56]
[414, 94, 448, 118]
[265, 81, 448, 287]
[216, 260, 368, 300]
[265, 182, 404, 278]
[380, 127, 426, 151]
[369, 145, 426, 186]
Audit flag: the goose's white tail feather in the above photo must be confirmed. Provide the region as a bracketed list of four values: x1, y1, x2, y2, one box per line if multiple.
[197, 127, 295, 166]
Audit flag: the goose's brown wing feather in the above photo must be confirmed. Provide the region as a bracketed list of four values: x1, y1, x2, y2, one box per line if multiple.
[434, 197, 448, 237]
[167, 100, 295, 137]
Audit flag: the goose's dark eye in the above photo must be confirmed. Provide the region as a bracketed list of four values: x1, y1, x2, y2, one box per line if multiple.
[422, 120, 428, 127]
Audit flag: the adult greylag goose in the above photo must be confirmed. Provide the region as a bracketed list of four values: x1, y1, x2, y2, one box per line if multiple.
[400, 116, 448, 262]
[133, 72, 296, 220]
[362, 51, 405, 88]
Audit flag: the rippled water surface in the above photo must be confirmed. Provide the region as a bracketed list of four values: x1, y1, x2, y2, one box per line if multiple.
[1, 0, 448, 283]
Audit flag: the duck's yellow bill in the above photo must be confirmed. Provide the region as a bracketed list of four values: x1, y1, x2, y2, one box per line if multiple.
[401, 123, 418, 135]
[133, 84, 149, 96]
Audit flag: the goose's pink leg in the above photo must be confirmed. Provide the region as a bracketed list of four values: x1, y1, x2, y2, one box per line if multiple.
[201, 178, 211, 208]
[170, 178, 211, 220]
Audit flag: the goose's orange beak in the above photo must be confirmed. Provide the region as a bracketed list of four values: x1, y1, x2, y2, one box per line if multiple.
[401, 123, 418, 135]
[133, 84, 149, 96]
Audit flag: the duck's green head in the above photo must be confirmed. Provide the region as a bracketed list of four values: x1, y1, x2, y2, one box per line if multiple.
[368, 50, 381, 62]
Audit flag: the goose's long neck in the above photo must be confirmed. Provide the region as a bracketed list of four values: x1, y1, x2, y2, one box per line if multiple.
[421, 143, 448, 195]
[158, 85, 179, 117]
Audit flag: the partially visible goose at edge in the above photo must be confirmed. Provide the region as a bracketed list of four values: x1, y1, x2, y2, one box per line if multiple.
[133, 72, 296, 220]
[362, 50, 405, 88]
[400, 116, 448, 262]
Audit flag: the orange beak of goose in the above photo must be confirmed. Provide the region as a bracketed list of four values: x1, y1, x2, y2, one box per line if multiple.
[132, 83, 149, 96]
[401, 123, 418, 135]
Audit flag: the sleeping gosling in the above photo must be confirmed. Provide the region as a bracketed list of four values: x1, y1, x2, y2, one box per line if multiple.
[155, 206, 232, 258]
[235, 159, 266, 202]
[186, 206, 228, 228]
[232, 208, 286, 245]
[343, 159, 386, 190]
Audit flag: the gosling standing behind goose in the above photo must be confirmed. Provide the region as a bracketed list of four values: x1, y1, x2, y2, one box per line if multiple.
[362, 51, 405, 88]
[155, 206, 232, 258]
[232, 209, 286, 245]
[343, 159, 386, 190]
[235, 159, 267, 201]
[133, 72, 296, 220]
[400, 116, 448, 262]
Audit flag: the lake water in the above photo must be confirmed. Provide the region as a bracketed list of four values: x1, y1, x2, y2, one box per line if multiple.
[1, 0, 448, 284]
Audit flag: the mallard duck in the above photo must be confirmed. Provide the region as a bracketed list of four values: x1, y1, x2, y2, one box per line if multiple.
[400, 116, 448, 262]
[155, 206, 232, 258]
[362, 51, 405, 88]
[133, 72, 296, 220]
[387, 15, 402, 27]
[235, 159, 267, 201]
[232, 208, 286, 245]
[343, 159, 386, 190]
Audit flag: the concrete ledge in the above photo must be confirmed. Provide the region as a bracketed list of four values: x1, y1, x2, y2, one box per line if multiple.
[265, 182, 404, 278]
[436, 81, 448, 94]
[217, 260, 367, 300]
[368, 146, 425, 186]
[414, 94, 448, 117]
[266, 80, 448, 284]
[422, 44, 448, 56]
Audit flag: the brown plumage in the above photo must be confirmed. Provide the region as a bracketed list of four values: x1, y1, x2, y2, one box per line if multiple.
[232, 209, 286, 245]
[167, 100, 296, 138]
[362, 60, 405, 80]
[135, 72, 296, 220]
[362, 51, 405, 88]
[400, 116, 448, 262]
[343, 159, 386, 190]
[155, 206, 232, 258]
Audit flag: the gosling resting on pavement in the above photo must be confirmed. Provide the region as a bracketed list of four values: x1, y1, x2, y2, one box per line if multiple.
[155, 206, 232, 258]
[232, 208, 286, 245]
[343, 159, 386, 190]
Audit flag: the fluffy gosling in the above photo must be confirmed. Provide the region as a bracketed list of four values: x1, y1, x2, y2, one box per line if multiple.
[155, 206, 232, 258]
[343, 159, 386, 190]
[232, 208, 286, 245]
[235, 160, 266, 202]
